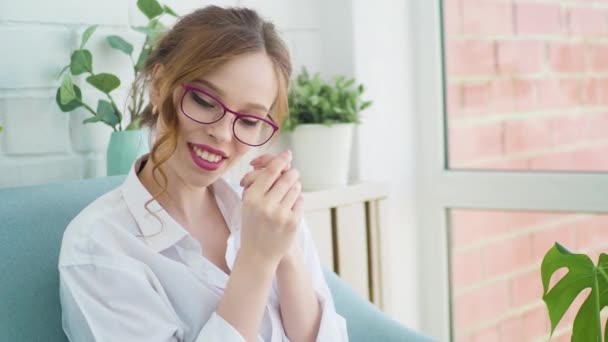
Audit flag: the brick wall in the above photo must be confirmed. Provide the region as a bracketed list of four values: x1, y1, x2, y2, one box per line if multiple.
[445, 0, 608, 341]
[446, 0, 608, 171]
[0, 0, 322, 188]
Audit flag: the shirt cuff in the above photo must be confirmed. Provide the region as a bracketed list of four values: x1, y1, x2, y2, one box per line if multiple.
[196, 312, 247, 342]
[315, 295, 349, 341]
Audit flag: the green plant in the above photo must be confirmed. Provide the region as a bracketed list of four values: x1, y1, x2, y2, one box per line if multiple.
[541, 242, 608, 341]
[56, 0, 178, 132]
[283, 67, 372, 132]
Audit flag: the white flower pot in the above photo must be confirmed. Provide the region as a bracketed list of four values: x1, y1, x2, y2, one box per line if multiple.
[288, 123, 355, 191]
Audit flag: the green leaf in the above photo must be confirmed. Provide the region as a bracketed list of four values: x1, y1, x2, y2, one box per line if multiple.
[56, 85, 83, 112]
[541, 242, 608, 341]
[86, 73, 120, 94]
[137, 0, 163, 19]
[57, 64, 70, 80]
[84, 100, 119, 127]
[163, 4, 178, 17]
[107, 35, 133, 55]
[59, 75, 77, 105]
[133, 19, 166, 46]
[70, 49, 93, 75]
[360, 100, 373, 111]
[80, 25, 98, 49]
[0, 125, 3, 133]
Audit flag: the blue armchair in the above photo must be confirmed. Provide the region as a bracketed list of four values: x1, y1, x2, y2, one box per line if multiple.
[0, 176, 435, 342]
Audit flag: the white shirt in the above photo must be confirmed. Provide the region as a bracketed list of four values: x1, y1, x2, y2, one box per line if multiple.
[58, 155, 348, 342]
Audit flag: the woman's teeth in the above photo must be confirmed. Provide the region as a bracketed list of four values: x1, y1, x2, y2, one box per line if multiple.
[193, 146, 222, 163]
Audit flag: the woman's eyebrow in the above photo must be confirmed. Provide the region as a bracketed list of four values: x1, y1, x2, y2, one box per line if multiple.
[193, 78, 225, 96]
[194, 78, 270, 113]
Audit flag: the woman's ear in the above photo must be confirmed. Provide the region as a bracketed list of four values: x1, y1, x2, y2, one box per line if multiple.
[149, 64, 165, 108]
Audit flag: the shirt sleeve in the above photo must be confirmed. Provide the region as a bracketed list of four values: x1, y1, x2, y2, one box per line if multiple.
[59, 260, 246, 342]
[296, 219, 349, 342]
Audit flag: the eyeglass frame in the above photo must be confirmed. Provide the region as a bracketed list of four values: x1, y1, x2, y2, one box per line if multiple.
[179, 84, 279, 147]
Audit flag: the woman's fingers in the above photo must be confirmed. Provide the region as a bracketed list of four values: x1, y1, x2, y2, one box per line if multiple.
[241, 151, 291, 188]
[246, 151, 292, 195]
[265, 168, 300, 205]
[280, 181, 302, 210]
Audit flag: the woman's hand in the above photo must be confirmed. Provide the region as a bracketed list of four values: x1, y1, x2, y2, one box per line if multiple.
[238, 150, 304, 267]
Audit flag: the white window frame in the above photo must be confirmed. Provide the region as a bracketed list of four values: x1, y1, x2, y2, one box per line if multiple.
[412, 1, 608, 340]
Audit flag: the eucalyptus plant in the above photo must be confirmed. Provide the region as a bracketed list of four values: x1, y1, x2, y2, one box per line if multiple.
[541, 242, 608, 341]
[56, 0, 177, 132]
[283, 67, 372, 132]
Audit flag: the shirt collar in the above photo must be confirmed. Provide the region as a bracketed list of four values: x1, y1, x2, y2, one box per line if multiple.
[121, 154, 243, 252]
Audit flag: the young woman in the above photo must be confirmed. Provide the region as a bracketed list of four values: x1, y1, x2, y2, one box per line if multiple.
[58, 6, 348, 342]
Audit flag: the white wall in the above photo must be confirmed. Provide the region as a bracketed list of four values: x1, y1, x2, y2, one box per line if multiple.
[0, 0, 322, 188]
[0, 0, 423, 333]
[349, 0, 420, 330]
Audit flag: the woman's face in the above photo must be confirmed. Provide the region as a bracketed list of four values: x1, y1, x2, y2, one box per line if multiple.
[156, 51, 279, 188]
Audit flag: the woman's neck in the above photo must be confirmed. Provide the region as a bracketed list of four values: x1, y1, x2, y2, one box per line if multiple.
[138, 156, 214, 229]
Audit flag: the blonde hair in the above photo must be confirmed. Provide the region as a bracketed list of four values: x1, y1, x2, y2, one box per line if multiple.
[133, 6, 292, 232]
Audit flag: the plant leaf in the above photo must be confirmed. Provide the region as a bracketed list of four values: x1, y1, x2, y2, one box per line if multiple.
[57, 64, 70, 80]
[107, 35, 133, 55]
[70, 50, 93, 75]
[86, 73, 121, 94]
[541, 243, 607, 341]
[80, 25, 98, 49]
[56, 85, 83, 112]
[85, 100, 120, 127]
[137, 0, 163, 19]
[163, 4, 178, 17]
[59, 74, 77, 105]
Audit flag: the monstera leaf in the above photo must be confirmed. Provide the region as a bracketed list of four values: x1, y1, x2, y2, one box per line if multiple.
[541, 243, 608, 341]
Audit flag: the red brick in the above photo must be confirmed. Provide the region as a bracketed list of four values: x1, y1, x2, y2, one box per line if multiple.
[446, 83, 463, 118]
[470, 326, 499, 342]
[504, 118, 553, 154]
[537, 78, 585, 108]
[589, 44, 608, 71]
[576, 215, 608, 251]
[443, 0, 462, 36]
[588, 113, 608, 139]
[522, 306, 551, 340]
[529, 147, 608, 171]
[513, 79, 538, 110]
[451, 210, 564, 247]
[482, 235, 534, 277]
[549, 43, 587, 72]
[497, 41, 545, 75]
[455, 281, 510, 330]
[462, 0, 513, 35]
[532, 224, 577, 262]
[569, 8, 608, 36]
[479, 158, 530, 170]
[510, 269, 544, 309]
[498, 315, 524, 342]
[549, 114, 590, 146]
[490, 79, 515, 113]
[515, 3, 563, 35]
[448, 122, 503, 165]
[446, 40, 495, 76]
[451, 248, 484, 290]
[462, 82, 492, 113]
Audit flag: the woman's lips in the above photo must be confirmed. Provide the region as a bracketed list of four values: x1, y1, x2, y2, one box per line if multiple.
[188, 143, 226, 171]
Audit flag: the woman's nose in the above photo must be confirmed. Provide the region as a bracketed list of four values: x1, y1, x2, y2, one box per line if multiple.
[206, 113, 234, 142]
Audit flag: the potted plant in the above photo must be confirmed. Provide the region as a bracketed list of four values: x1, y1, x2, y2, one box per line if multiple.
[541, 242, 608, 341]
[56, 0, 177, 176]
[284, 67, 372, 191]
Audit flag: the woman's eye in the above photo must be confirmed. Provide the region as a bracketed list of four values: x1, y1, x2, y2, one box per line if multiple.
[239, 118, 260, 127]
[191, 92, 214, 108]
